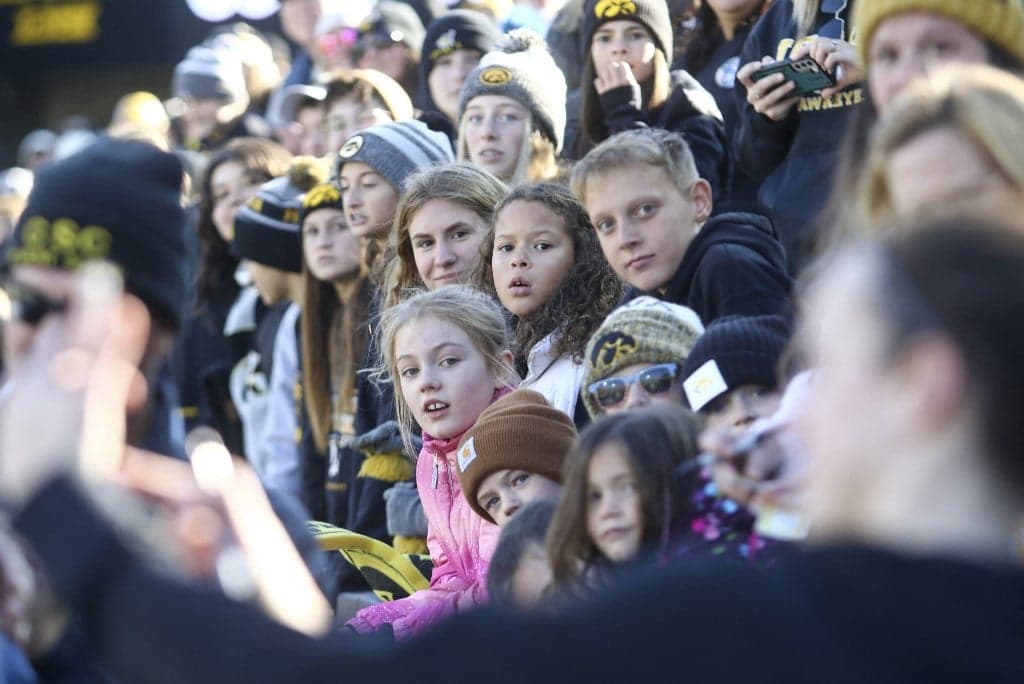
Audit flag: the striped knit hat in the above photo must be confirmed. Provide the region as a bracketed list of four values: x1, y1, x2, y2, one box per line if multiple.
[332, 119, 454, 191]
[233, 158, 327, 273]
[172, 42, 249, 105]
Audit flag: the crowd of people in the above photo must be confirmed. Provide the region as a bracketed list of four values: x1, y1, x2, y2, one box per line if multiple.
[2, 0, 1024, 681]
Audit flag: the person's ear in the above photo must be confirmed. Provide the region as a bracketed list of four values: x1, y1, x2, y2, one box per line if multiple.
[495, 349, 516, 386]
[895, 333, 968, 432]
[689, 179, 713, 225]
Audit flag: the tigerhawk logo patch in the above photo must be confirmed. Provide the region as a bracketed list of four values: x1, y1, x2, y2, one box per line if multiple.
[338, 135, 364, 158]
[595, 0, 637, 20]
[590, 331, 637, 371]
[479, 66, 511, 85]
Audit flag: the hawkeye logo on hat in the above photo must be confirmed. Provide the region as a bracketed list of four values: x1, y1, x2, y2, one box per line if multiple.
[339, 135, 364, 159]
[591, 331, 637, 372]
[247, 197, 263, 212]
[683, 360, 729, 412]
[480, 66, 512, 85]
[595, 0, 637, 19]
[430, 28, 462, 61]
[6, 216, 113, 270]
[457, 437, 478, 473]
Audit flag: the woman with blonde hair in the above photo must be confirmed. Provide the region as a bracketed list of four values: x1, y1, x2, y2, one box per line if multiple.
[853, 64, 1024, 229]
[381, 162, 506, 311]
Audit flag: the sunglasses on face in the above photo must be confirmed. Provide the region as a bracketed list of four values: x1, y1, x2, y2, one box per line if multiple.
[2, 281, 69, 326]
[587, 362, 680, 410]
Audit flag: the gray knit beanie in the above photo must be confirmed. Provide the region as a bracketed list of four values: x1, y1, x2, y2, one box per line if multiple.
[332, 119, 454, 191]
[172, 43, 249, 106]
[459, 30, 568, 153]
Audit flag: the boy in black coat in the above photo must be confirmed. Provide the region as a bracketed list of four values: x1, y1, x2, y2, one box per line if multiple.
[570, 128, 792, 325]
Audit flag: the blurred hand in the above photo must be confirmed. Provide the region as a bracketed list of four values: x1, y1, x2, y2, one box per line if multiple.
[0, 263, 149, 507]
[738, 56, 800, 122]
[790, 37, 864, 98]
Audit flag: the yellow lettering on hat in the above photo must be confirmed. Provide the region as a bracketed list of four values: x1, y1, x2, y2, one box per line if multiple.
[595, 0, 637, 20]
[6, 217, 112, 270]
[338, 135, 364, 158]
[247, 197, 263, 212]
[480, 66, 512, 85]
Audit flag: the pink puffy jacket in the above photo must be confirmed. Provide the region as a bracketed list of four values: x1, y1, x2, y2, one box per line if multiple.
[347, 428, 500, 639]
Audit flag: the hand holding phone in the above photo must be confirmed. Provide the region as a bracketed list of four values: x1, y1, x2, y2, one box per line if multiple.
[751, 56, 836, 97]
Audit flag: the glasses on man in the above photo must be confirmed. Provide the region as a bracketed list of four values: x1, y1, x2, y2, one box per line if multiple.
[1, 281, 68, 325]
[586, 362, 680, 410]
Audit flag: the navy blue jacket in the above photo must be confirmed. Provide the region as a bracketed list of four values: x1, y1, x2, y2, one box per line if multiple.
[732, 0, 862, 273]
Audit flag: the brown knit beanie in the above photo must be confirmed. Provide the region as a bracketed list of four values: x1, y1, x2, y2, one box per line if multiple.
[854, 0, 1024, 68]
[456, 389, 577, 522]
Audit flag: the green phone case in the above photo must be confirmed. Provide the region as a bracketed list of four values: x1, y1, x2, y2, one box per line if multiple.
[751, 56, 836, 97]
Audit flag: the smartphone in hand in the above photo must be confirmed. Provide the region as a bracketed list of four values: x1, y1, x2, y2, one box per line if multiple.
[752, 56, 836, 97]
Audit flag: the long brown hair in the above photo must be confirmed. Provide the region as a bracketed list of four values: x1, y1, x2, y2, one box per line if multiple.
[473, 182, 622, 364]
[547, 407, 700, 590]
[196, 137, 291, 325]
[300, 205, 372, 452]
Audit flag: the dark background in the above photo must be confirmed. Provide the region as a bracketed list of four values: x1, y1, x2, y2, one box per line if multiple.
[0, 0, 284, 167]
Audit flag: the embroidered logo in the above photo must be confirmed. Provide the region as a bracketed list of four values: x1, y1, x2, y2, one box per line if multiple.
[595, 0, 637, 20]
[457, 437, 478, 472]
[338, 135, 364, 158]
[590, 331, 637, 372]
[6, 216, 113, 269]
[479, 66, 512, 85]
[430, 28, 462, 61]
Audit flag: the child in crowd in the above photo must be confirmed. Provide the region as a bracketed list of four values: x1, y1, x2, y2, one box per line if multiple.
[417, 10, 502, 138]
[457, 30, 566, 184]
[347, 286, 518, 639]
[570, 128, 792, 324]
[334, 119, 454, 281]
[476, 182, 621, 422]
[228, 158, 326, 498]
[355, 2, 426, 99]
[381, 162, 505, 310]
[582, 297, 703, 419]
[456, 389, 574, 527]
[176, 137, 290, 455]
[322, 68, 415, 154]
[680, 314, 789, 433]
[172, 41, 253, 152]
[547, 406, 699, 593]
[564, 0, 727, 196]
[486, 499, 558, 611]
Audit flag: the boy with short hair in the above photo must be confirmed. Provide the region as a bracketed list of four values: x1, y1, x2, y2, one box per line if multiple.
[456, 390, 575, 528]
[569, 128, 792, 325]
[322, 69, 415, 154]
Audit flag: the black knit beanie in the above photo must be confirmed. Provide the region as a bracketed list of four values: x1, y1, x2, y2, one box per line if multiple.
[4, 136, 187, 329]
[417, 10, 502, 111]
[232, 159, 326, 274]
[680, 315, 790, 412]
[581, 0, 673, 61]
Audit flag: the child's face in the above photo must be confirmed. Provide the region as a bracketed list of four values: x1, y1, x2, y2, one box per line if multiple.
[590, 362, 684, 415]
[491, 200, 575, 318]
[462, 95, 529, 181]
[325, 97, 392, 156]
[510, 541, 553, 610]
[181, 97, 232, 144]
[394, 315, 508, 439]
[590, 20, 657, 86]
[294, 104, 327, 158]
[408, 199, 488, 289]
[210, 161, 264, 243]
[476, 469, 563, 527]
[339, 161, 399, 239]
[586, 441, 644, 563]
[429, 49, 483, 122]
[246, 261, 294, 305]
[584, 163, 711, 293]
[702, 385, 781, 433]
[302, 208, 361, 283]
